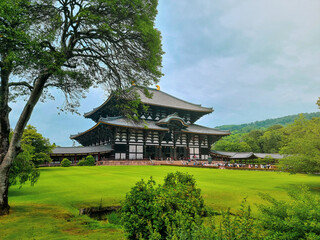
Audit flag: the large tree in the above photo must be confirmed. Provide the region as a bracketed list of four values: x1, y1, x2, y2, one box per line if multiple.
[279, 116, 320, 174]
[0, 0, 163, 215]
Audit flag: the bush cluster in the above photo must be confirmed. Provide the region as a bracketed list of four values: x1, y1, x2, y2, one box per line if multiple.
[77, 155, 96, 166]
[121, 172, 206, 239]
[60, 158, 71, 167]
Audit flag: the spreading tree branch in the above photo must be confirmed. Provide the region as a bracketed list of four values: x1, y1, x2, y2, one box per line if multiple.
[8, 82, 33, 91]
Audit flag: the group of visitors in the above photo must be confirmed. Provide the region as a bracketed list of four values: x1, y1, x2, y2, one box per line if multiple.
[215, 162, 273, 169]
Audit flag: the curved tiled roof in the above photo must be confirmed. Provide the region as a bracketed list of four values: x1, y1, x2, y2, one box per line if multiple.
[84, 87, 213, 118]
[156, 113, 189, 128]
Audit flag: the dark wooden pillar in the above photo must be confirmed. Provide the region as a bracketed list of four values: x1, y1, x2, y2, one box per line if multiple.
[186, 134, 191, 160]
[159, 132, 165, 161]
[126, 129, 130, 160]
[155, 146, 159, 160]
[199, 135, 203, 160]
[173, 131, 176, 160]
[143, 130, 148, 160]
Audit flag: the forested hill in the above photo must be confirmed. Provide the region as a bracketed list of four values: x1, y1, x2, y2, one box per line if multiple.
[216, 112, 320, 133]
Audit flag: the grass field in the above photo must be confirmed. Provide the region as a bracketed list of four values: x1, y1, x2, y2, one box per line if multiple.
[1, 165, 320, 239]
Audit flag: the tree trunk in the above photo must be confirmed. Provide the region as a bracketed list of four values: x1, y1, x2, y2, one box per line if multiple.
[0, 60, 11, 215]
[0, 165, 10, 215]
[0, 69, 51, 215]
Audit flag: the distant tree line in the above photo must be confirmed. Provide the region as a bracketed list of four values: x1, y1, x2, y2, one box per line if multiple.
[213, 115, 320, 174]
[213, 124, 285, 153]
[216, 112, 320, 133]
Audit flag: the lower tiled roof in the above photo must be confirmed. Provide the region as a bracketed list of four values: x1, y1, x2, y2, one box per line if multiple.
[52, 145, 113, 155]
[254, 153, 283, 159]
[211, 150, 284, 159]
[71, 117, 230, 139]
[101, 117, 229, 135]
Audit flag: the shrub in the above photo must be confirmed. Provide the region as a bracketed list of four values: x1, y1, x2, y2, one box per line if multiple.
[77, 159, 86, 166]
[85, 155, 95, 166]
[77, 155, 95, 166]
[61, 158, 71, 167]
[107, 212, 121, 225]
[121, 172, 206, 240]
[258, 185, 320, 239]
[217, 199, 259, 240]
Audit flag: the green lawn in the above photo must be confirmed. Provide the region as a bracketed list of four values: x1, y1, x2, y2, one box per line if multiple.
[1, 166, 320, 239]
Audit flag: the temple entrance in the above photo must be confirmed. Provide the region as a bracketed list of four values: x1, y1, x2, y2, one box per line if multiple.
[161, 146, 171, 160]
[146, 145, 156, 159]
[176, 147, 186, 160]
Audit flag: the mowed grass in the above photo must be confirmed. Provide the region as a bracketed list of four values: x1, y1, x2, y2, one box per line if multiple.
[1, 165, 320, 239]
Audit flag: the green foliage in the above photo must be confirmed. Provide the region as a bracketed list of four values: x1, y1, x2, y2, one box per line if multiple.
[9, 125, 53, 187]
[77, 159, 86, 166]
[217, 199, 259, 240]
[20, 125, 53, 167]
[61, 158, 71, 167]
[77, 155, 95, 166]
[85, 155, 95, 166]
[214, 122, 286, 154]
[107, 212, 121, 225]
[156, 199, 259, 240]
[258, 186, 320, 239]
[213, 133, 252, 152]
[279, 116, 320, 173]
[259, 126, 285, 153]
[9, 148, 39, 188]
[121, 172, 206, 240]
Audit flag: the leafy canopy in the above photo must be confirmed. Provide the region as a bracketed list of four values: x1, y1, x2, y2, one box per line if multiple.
[9, 125, 53, 187]
[279, 115, 320, 174]
[2, 0, 163, 112]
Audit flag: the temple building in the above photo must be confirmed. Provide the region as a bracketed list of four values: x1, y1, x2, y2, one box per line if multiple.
[51, 87, 230, 163]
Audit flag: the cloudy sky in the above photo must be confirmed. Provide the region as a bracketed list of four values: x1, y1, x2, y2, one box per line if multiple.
[9, 0, 320, 146]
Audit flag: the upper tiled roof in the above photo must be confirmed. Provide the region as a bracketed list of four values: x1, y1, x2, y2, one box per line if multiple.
[52, 145, 113, 155]
[84, 87, 213, 118]
[137, 88, 213, 112]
